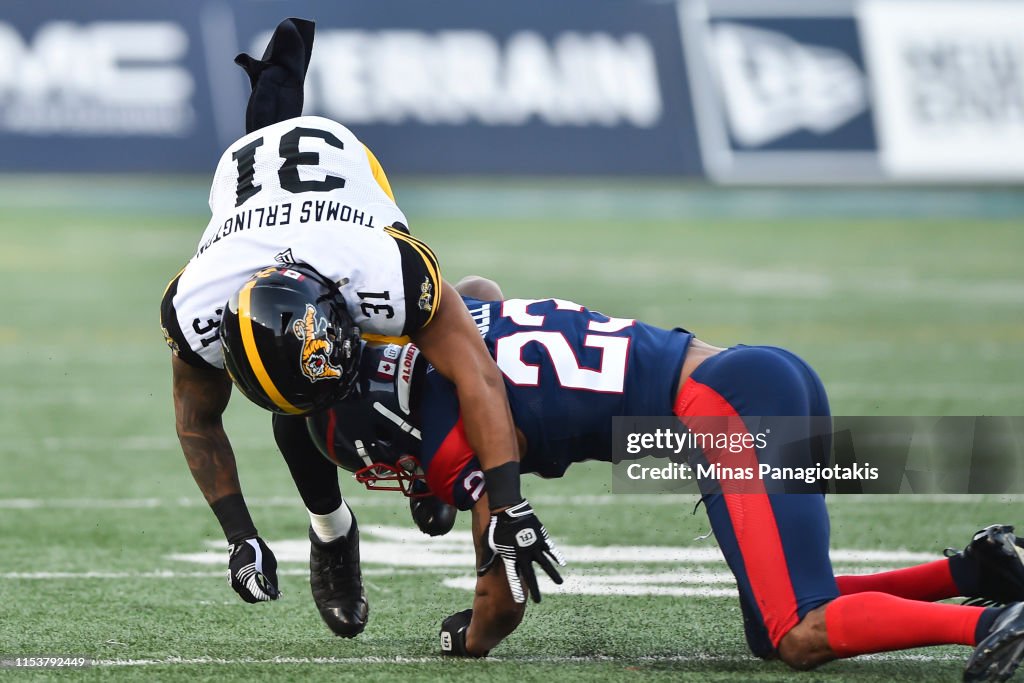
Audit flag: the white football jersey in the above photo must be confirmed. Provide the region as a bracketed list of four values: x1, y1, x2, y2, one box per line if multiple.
[161, 116, 441, 369]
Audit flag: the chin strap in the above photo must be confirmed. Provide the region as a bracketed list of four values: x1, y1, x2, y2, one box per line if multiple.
[234, 17, 316, 134]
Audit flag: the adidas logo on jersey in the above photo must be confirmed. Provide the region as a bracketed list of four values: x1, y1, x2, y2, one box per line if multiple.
[274, 248, 296, 265]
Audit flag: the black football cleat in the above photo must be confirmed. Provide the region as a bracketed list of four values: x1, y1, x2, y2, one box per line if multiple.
[965, 603, 1024, 682]
[309, 519, 369, 638]
[948, 525, 1024, 605]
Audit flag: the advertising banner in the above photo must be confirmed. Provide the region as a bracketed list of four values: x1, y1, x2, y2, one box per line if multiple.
[1, 1, 1020, 182]
[678, 0, 883, 184]
[0, 1, 703, 176]
[860, 0, 1024, 181]
[0, 4, 220, 172]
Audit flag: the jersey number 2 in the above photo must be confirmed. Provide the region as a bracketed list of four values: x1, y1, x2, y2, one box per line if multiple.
[494, 299, 633, 393]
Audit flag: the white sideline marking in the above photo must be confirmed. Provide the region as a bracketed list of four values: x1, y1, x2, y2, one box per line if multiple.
[0, 495, 699, 510]
[4, 493, 1023, 510]
[0, 565, 924, 582]
[442, 574, 738, 598]
[827, 383, 1024, 401]
[3, 524, 937, 595]
[88, 653, 964, 667]
[0, 496, 407, 510]
[0, 435, 267, 453]
[167, 526, 936, 569]
[0, 568, 449, 580]
[157, 525, 939, 598]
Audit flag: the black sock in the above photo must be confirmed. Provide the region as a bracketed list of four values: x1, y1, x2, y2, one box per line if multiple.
[975, 606, 1005, 642]
[949, 553, 982, 597]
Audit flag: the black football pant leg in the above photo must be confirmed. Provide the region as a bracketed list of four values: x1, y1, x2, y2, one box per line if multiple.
[273, 413, 343, 514]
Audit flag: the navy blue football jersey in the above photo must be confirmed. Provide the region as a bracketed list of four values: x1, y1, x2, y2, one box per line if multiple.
[422, 296, 692, 509]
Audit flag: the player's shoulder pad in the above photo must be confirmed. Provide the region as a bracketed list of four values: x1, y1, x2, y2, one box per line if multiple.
[383, 225, 443, 336]
[160, 268, 216, 370]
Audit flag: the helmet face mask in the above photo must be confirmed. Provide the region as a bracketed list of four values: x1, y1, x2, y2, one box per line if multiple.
[307, 342, 431, 497]
[354, 453, 430, 498]
[220, 264, 362, 415]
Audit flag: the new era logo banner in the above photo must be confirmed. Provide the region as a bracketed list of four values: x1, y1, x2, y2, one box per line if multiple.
[710, 22, 868, 148]
[679, 0, 883, 183]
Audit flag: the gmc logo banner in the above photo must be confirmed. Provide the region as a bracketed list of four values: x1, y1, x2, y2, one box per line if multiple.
[0, 5, 217, 172]
[0, 1, 702, 175]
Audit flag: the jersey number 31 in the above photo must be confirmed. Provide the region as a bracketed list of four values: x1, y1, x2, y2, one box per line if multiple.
[232, 126, 347, 207]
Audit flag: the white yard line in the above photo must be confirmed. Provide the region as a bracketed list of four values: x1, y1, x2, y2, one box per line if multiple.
[0, 568, 451, 580]
[0, 435, 268, 453]
[3, 493, 1023, 510]
[0, 566, 935, 582]
[89, 652, 964, 667]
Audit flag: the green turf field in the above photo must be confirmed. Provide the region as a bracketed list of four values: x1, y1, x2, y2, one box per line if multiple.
[1, 177, 1022, 681]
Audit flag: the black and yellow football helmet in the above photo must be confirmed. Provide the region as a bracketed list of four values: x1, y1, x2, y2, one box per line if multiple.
[219, 263, 362, 415]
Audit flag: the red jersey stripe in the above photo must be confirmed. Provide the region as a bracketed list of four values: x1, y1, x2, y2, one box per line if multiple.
[426, 416, 475, 506]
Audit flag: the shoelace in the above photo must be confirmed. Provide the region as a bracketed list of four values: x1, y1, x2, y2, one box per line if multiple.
[963, 596, 1006, 608]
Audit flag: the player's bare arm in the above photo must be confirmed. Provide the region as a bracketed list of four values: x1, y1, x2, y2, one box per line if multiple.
[416, 279, 565, 604]
[412, 280, 520, 476]
[171, 353, 280, 603]
[465, 492, 526, 655]
[170, 354, 239, 503]
[438, 492, 526, 657]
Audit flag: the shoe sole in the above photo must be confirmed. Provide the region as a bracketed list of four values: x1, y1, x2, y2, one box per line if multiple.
[965, 625, 1024, 682]
[319, 614, 368, 638]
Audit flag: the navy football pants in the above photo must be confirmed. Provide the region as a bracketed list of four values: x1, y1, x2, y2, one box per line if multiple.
[673, 345, 839, 657]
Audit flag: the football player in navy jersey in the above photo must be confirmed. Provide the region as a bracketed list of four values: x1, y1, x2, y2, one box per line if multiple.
[311, 275, 1024, 681]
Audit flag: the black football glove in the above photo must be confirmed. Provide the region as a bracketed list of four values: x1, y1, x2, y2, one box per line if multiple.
[439, 609, 487, 657]
[409, 483, 458, 537]
[479, 499, 566, 603]
[228, 537, 281, 603]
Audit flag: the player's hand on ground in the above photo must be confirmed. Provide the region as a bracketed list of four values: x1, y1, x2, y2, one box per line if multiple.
[227, 536, 281, 603]
[439, 609, 486, 657]
[480, 499, 566, 603]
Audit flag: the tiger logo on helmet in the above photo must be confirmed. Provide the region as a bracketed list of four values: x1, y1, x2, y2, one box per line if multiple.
[293, 304, 343, 382]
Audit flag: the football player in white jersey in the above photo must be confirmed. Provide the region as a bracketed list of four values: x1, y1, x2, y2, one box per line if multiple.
[159, 19, 563, 638]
